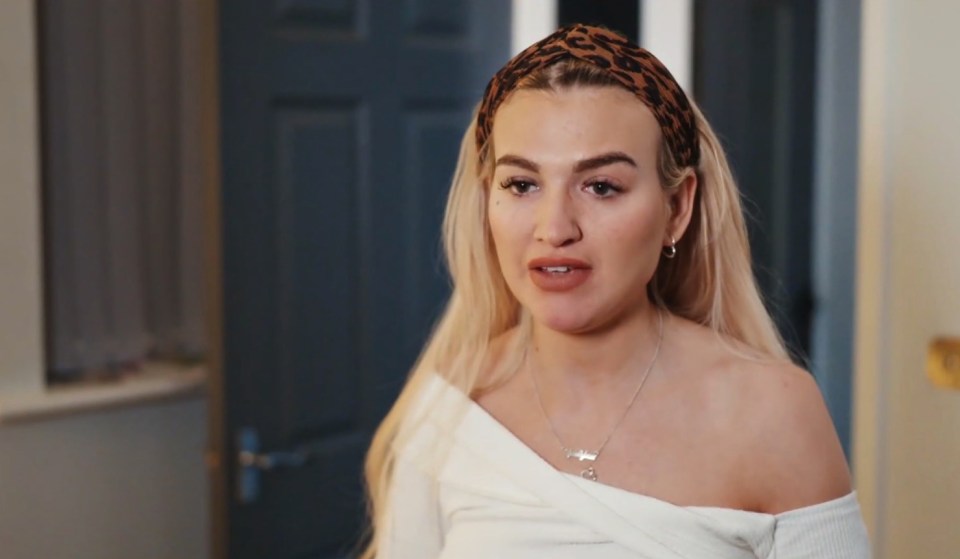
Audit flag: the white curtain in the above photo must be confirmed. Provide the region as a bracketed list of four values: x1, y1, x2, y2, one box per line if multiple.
[41, 0, 205, 381]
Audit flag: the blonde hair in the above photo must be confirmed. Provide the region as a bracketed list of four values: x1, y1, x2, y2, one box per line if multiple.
[359, 60, 786, 558]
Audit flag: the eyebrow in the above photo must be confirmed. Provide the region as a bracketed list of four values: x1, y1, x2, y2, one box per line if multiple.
[494, 154, 539, 172]
[494, 151, 638, 173]
[573, 152, 638, 173]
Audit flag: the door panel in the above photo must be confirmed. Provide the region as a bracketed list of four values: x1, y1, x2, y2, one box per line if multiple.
[694, 0, 818, 359]
[558, 0, 639, 40]
[217, 1, 510, 557]
[399, 106, 471, 354]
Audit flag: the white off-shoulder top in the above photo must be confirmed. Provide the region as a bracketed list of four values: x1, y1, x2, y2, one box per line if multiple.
[380, 375, 872, 558]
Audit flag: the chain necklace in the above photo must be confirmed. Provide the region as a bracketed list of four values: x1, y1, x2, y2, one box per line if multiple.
[530, 308, 664, 481]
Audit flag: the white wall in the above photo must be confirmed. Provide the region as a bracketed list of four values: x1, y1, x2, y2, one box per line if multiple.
[854, 0, 960, 556]
[640, 0, 693, 94]
[0, 1, 210, 557]
[510, 0, 556, 55]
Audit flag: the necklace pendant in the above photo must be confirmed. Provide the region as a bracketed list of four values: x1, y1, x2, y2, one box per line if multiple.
[581, 467, 598, 481]
[565, 448, 598, 462]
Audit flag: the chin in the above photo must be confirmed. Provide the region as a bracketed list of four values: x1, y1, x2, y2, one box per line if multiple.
[529, 306, 599, 335]
[527, 295, 646, 336]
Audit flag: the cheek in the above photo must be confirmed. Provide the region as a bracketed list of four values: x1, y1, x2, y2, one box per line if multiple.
[600, 205, 668, 273]
[606, 202, 666, 244]
[488, 189, 524, 232]
[487, 195, 519, 263]
[487, 196, 504, 243]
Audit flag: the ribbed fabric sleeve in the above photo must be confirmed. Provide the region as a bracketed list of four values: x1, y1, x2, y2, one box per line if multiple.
[378, 456, 443, 559]
[770, 492, 872, 558]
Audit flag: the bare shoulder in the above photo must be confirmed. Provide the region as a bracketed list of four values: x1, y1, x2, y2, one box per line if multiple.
[722, 356, 852, 514]
[664, 318, 850, 513]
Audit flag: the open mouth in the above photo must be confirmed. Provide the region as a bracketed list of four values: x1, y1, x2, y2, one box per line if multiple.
[528, 263, 590, 292]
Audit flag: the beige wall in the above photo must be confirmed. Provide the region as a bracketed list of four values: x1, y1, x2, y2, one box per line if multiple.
[855, 0, 960, 557]
[0, 0, 44, 395]
[0, 1, 210, 557]
[0, 400, 210, 559]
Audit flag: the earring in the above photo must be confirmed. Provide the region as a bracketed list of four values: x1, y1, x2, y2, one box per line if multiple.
[663, 237, 677, 259]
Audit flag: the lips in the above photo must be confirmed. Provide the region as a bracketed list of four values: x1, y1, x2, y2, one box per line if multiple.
[527, 257, 591, 292]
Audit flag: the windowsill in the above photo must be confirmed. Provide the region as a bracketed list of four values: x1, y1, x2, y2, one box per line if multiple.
[0, 362, 207, 424]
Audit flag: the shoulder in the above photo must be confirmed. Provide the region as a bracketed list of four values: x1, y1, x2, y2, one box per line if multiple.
[719, 357, 852, 514]
[663, 318, 851, 513]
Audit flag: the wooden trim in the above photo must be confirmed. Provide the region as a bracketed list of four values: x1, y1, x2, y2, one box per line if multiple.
[852, 0, 891, 551]
[200, 0, 227, 557]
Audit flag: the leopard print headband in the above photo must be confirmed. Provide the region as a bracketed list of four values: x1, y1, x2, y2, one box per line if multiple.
[476, 24, 700, 168]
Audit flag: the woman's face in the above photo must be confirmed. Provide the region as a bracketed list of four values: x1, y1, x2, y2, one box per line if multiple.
[488, 86, 675, 334]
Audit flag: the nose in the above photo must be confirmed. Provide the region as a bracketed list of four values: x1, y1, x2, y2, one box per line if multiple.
[534, 188, 582, 247]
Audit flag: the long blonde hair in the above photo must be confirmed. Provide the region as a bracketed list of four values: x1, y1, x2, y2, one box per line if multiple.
[359, 60, 786, 558]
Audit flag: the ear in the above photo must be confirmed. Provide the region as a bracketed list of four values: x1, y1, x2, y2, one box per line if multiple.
[664, 171, 698, 246]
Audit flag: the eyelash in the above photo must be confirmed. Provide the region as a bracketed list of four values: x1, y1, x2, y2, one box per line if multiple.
[498, 178, 537, 195]
[497, 178, 624, 198]
[585, 180, 624, 197]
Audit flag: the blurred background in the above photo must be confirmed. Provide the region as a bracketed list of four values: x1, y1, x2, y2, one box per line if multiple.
[0, 0, 957, 558]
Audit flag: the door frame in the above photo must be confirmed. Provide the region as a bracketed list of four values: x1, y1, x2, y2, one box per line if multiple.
[198, 0, 227, 558]
[852, 0, 886, 548]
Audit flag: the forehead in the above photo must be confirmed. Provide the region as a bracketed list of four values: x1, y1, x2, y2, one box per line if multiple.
[490, 86, 661, 164]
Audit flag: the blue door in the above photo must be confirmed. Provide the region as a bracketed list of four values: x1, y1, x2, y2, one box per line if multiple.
[693, 0, 856, 453]
[214, 2, 510, 557]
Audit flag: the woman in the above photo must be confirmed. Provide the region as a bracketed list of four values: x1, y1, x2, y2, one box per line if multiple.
[362, 24, 870, 558]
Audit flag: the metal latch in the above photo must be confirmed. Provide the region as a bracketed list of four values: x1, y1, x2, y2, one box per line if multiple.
[236, 427, 311, 504]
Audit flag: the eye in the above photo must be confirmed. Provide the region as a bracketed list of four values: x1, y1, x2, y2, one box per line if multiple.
[584, 180, 623, 198]
[498, 178, 538, 196]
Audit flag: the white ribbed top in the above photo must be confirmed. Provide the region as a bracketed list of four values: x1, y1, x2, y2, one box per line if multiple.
[380, 375, 872, 558]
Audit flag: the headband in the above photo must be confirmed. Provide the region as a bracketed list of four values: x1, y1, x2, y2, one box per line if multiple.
[476, 24, 700, 168]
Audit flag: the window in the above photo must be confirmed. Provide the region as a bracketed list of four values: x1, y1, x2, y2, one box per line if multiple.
[39, 0, 206, 383]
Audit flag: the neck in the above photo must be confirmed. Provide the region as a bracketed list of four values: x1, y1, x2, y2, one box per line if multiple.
[527, 304, 664, 393]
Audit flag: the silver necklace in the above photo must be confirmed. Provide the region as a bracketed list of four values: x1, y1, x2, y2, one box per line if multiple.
[530, 308, 664, 481]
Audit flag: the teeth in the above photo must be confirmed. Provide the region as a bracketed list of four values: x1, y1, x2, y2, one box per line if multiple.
[542, 266, 571, 273]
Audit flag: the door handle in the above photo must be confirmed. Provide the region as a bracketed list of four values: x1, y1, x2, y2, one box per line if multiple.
[236, 427, 310, 504]
[238, 448, 308, 470]
[928, 338, 960, 390]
